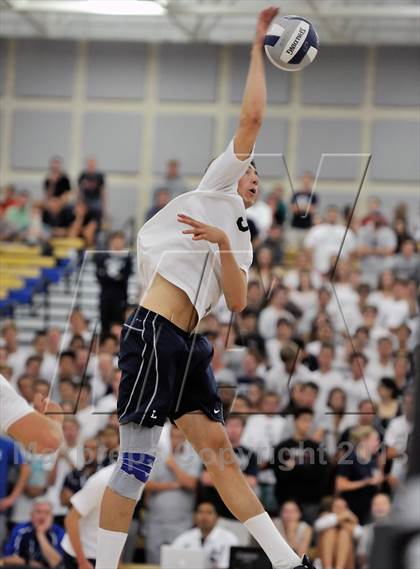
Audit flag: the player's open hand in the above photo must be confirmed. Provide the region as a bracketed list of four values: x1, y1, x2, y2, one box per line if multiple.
[177, 213, 228, 247]
[255, 6, 279, 46]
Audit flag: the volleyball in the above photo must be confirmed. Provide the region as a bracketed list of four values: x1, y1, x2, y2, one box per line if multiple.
[264, 15, 319, 72]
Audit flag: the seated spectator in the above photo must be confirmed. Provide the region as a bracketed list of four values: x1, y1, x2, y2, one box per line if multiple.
[392, 352, 410, 392]
[145, 188, 171, 221]
[246, 280, 264, 311]
[258, 285, 298, 340]
[16, 373, 35, 403]
[98, 424, 119, 467]
[262, 223, 284, 266]
[366, 336, 394, 383]
[171, 502, 238, 569]
[95, 368, 120, 431]
[284, 250, 323, 290]
[241, 392, 287, 513]
[236, 347, 266, 395]
[336, 425, 383, 524]
[3, 498, 64, 568]
[91, 353, 114, 403]
[273, 408, 329, 524]
[75, 384, 102, 442]
[62, 463, 116, 569]
[24, 354, 42, 381]
[144, 425, 201, 564]
[266, 317, 294, 368]
[311, 343, 344, 412]
[250, 245, 277, 292]
[0, 184, 18, 215]
[31, 330, 57, 381]
[344, 353, 377, 411]
[357, 211, 397, 287]
[62, 310, 92, 349]
[376, 378, 400, 430]
[289, 270, 318, 315]
[196, 416, 258, 545]
[320, 388, 356, 458]
[235, 308, 266, 356]
[0, 435, 31, 546]
[314, 496, 361, 569]
[304, 206, 356, 275]
[384, 386, 414, 464]
[46, 417, 84, 525]
[392, 238, 419, 283]
[78, 157, 106, 224]
[67, 200, 98, 247]
[156, 158, 186, 198]
[247, 193, 274, 240]
[42, 197, 76, 237]
[269, 184, 287, 227]
[274, 501, 312, 560]
[44, 156, 71, 199]
[246, 381, 265, 413]
[4, 190, 31, 239]
[357, 493, 392, 569]
[266, 342, 314, 403]
[60, 438, 100, 507]
[2, 320, 30, 381]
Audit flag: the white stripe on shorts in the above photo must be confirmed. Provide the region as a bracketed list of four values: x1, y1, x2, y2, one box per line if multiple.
[140, 313, 160, 425]
[119, 310, 151, 422]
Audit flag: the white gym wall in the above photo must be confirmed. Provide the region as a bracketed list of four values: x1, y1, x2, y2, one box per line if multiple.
[0, 39, 419, 228]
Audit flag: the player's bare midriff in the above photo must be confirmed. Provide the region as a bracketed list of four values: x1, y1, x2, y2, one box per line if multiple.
[140, 272, 199, 333]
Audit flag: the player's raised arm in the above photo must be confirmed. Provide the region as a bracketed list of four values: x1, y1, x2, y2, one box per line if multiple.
[234, 6, 279, 160]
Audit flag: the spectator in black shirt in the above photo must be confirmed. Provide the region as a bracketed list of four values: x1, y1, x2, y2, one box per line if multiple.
[94, 231, 133, 336]
[78, 157, 106, 225]
[60, 438, 99, 507]
[273, 408, 329, 524]
[289, 171, 318, 246]
[335, 425, 383, 525]
[44, 156, 71, 199]
[145, 188, 171, 221]
[42, 197, 76, 237]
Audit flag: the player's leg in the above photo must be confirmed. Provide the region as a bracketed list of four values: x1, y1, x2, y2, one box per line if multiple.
[175, 411, 303, 569]
[97, 423, 162, 568]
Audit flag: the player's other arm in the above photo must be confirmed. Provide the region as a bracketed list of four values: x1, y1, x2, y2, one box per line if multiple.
[178, 214, 247, 312]
[234, 6, 279, 160]
[7, 394, 63, 454]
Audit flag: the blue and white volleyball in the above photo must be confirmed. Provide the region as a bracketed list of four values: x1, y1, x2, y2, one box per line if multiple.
[264, 15, 319, 72]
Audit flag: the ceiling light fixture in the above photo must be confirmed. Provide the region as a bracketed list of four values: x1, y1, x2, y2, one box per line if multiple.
[10, 0, 166, 16]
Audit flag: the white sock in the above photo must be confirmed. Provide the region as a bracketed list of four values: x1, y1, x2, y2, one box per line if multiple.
[244, 512, 301, 569]
[96, 528, 128, 569]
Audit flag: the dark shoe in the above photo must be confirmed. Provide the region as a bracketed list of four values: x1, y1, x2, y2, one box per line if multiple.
[293, 555, 316, 569]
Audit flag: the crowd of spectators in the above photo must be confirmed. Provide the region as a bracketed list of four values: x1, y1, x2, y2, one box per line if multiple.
[0, 164, 419, 569]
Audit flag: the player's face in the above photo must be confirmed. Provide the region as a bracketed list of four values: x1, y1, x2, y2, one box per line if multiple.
[237, 165, 259, 209]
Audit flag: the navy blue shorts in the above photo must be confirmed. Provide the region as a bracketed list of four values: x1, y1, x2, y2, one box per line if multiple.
[117, 306, 224, 428]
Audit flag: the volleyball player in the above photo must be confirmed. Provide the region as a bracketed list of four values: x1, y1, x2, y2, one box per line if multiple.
[0, 373, 63, 452]
[97, 6, 314, 569]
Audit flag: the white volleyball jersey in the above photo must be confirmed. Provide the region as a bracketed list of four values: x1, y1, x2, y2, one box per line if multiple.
[137, 140, 254, 321]
[0, 373, 33, 433]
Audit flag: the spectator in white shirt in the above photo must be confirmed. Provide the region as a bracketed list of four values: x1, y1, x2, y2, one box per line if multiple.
[366, 336, 394, 383]
[241, 392, 288, 513]
[62, 463, 118, 569]
[171, 501, 239, 569]
[265, 317, 294, 368]
[95, 368, 120, 431]
[144, 425, 202, 564]
[385, 387, 414, 463]
[75, 384, 102, 442]
[392, 238, 419, 283]
[304, 206, 356, 275]
[258, 285, 296, 340]
[91, 353, 115, 404]
[344, 353, 377, 411]
[357, 212, 397, 287]
[265, 342, 314, 403]
[312, 343, 344, 412]
[46, 417, 84, 523]
[31, 330, 57, 381]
